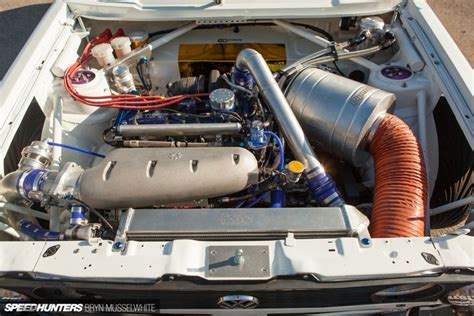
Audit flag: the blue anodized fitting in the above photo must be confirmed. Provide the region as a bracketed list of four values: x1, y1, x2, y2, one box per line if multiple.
[247, 120, 268, 149]
[231, 66, 255, 90]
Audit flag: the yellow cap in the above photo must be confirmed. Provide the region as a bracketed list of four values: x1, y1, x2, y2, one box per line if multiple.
[287, 160, 305, 174]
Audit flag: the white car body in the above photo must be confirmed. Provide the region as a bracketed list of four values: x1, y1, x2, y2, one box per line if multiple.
[0, 0, 472, 314]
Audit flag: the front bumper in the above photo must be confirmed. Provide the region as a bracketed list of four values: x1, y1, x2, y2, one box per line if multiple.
[0, 234, 472, 312]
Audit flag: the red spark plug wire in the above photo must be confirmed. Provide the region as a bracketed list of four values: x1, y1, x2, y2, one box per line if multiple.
[63, 29, 208, 110]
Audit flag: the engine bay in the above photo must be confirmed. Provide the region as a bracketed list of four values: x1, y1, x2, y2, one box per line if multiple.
[0, 15, 444, 243]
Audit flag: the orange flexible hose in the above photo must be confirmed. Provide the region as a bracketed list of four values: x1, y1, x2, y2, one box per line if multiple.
[369, 114, 427, 237]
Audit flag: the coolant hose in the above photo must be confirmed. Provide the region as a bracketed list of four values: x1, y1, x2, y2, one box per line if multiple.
[369, 114, 427, 237]
[19, 220, 63, 241]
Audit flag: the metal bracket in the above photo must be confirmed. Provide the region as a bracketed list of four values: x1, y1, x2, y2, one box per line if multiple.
[207, 246, 270, 278]
[113, 208, 135, 252]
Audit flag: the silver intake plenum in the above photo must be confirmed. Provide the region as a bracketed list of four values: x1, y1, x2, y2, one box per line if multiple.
[78, 147, 258, 209]
[285, 68, 395, 166]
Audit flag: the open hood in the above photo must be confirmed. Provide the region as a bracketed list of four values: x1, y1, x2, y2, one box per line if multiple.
[65, 0, 403, 20]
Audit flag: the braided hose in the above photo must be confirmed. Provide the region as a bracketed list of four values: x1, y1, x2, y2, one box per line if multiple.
[369, 114, 427, 237]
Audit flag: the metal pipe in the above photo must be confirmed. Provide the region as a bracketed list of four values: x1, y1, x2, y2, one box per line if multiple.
[123, 140, 210, 147]
[273, 19, 329, 47]
[417, 91, 429, 183]
[430, 196, 474, 216]
[51, 96, 63, 171]
[236, 49, 320, 171]
[149, 22, 197, 50]
[0, 222, 21, 239]
[392, 23, 424, 72]
[236, 48, 344, 206]
[274, 19, 378, 71]
[0, 202, 50, 221]
[117, 123, 242, 137]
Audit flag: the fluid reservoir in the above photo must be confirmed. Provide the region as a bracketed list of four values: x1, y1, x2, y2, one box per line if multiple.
[129, 31, 149, 49]
[111, 37, 132, 58]
[91, 43, 115, 68]
[285, 68, 395, 166]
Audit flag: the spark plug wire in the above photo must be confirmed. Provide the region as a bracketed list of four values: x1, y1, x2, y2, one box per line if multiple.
[63, 29, 208, 110]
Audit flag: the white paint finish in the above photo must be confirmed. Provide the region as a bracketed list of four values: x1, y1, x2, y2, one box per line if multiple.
[432, 234, 474, 269]
[66, 0, 402, 21]
[0, 2, 74, 175]
[401, 0, 473, 148]
[7, 236, 467, 282]
[144, 24, 323, 92]
[274, 19, 378, 71]
[0, 241, 46, 272]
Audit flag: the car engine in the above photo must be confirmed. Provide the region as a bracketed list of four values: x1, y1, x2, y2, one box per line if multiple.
[0, 17, 430, 243]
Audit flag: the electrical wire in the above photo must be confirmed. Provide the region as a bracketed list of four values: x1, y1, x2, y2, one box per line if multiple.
[243, 192, 269, 208]
[263, 131, 284, 171]
[63, 30, 208, 110]
[47, 141, 105, 158]
[70, 197, 115, 232]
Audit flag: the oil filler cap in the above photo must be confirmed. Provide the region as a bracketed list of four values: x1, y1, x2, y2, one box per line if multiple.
[210, 88, 235, 111]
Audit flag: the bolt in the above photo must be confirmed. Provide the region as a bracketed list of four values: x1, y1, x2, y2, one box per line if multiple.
[210, 250, 216, 255]
[234, 249, 244, 266]
[361, 238, 371, 246]
[73, 248, 79, 254]
[210, 269, 216, 274]
[92, 249, 97, 253]
[113, 241, 123, 250]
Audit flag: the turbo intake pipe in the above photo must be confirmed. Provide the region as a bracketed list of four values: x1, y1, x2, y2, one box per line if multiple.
[284, 67, 427, 238]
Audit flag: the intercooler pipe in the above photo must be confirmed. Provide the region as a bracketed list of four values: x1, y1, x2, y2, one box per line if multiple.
[236, 48, 344, 207]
